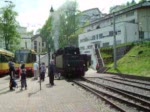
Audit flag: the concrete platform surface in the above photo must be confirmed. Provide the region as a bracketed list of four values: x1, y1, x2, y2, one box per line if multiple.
[0, 69, 112, 112]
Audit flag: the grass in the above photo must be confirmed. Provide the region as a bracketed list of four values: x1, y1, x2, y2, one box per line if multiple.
[107, 44, 150, 77]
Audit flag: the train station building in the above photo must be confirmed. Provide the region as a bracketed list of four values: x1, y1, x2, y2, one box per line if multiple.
[78, 1, 150, 69]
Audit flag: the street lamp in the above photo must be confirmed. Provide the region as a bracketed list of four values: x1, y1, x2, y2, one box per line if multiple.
[48, 6, 54, 84]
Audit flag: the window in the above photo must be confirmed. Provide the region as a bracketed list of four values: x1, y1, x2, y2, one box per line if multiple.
[129, 19, 135, 23]
[96, 25, 100, 29]
[92, 35, 96, 40]
[0, 54, 11, 62]
[42, 42, 44, 47]
[96, 34, 98, 39]
[109, 31, 113, 36]
[34, 41, 37, 46]
[34, 41, 37, 52]
[99, 34, 103, 39]
[103, 42, 109, 47]
[87, 45, 93, 49]
[84, 51, 90, 53]
[117, 30, 121, 35]
[116, 40, 121, 45]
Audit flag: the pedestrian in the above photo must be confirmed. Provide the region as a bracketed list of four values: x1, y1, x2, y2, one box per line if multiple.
[8, 59, 16, 90]
[8, 59, 15, 79]
[40, 62, 46, 81]
[33, 61, 39, 80]
[20, 63, 27, 90]
[18, 61, 24, 79]
[49, 60, 55, 86]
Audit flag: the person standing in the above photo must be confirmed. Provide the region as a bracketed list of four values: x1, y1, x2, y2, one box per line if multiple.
[40, 62, 46, 81]
[20, 64, 27, 90]
[8, 59, 15, 79]
[49, 60, 55, 85]
[33, 61, 39, 80]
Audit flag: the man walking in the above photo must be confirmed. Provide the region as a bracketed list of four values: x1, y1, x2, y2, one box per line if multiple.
[49, 60, 55, 85]
[33, 61, 39, 80]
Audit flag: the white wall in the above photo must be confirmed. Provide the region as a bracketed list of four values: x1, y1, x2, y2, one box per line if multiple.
[79, 22, 138, 69]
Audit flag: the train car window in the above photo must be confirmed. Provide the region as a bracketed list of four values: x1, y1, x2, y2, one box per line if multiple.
[27, 53, 31, 63]
[1, 55, 10, 62]
[32, 54, 36, 62]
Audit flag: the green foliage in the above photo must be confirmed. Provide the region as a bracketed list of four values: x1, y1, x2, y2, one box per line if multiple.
[0, 3, 21, 51]
[40, 16, 54, 51]
[139, 0, 147, 3]
[101, 43, 133, 65]
[57, 0, 82, 48]
[107, 43, 150, 77]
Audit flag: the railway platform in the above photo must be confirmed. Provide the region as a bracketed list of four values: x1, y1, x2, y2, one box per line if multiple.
[0, 68, 113, 112]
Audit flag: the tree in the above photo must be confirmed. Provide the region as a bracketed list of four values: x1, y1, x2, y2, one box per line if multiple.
[139, 0, 147, 3]
[40, 0, 83, 50]
[131, 0, 136, 5]
[0, 3, 21, 51]
[40, 16, 54, 51]
[56, 0, 82, 48]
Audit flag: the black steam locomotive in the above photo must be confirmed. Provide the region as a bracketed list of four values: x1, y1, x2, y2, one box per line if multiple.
[53, 46, 91, 78]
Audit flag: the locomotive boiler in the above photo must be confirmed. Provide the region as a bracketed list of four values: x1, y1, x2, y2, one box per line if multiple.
[53, 46, 91, 78]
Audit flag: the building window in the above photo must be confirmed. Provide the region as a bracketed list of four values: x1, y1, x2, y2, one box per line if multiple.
[129, 19, 135, 23]
[96, 25, 100, 29]
[103, 42, 109, 47]
[87, 45, 93, 49]
[25, 41, 27, 49]
[96, 34, 98, 39]
[34, 41, 37, 52]
[99, 34, 103, 39]
[92, 35, 96, 40]
[34, 41, 37, 45]
[109, 31, 114, 36]
[116, 40, 121, 45]
[117, 30, 121, 35]
[42, 42, 44, 47]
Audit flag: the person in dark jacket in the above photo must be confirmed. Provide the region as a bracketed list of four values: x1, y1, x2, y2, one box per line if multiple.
[20, 64, 27, 90]
[49, 60, 55, 86]
[8, 59, 15, 79]
[8, 59, 15, 90]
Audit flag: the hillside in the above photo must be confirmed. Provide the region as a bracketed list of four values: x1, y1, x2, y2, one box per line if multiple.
[107, 43, 150, 77]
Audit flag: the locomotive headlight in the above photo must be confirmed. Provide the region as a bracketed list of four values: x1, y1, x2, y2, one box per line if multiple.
[68, 64, 70, 66]
[83, 64, 86, 66]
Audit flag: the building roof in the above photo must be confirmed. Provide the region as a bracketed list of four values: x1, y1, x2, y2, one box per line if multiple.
[82, 1, 150, 28]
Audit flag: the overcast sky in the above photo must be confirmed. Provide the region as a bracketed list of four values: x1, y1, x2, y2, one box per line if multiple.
[1, 0, 140, 32]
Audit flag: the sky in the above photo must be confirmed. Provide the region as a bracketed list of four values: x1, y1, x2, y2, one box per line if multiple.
[1, 0, 140, 32]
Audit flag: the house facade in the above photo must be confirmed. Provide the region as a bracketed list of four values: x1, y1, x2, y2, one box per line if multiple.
[17, 27, 33, 49]
[78, 1, 150, 69]
[0, 26, 33, 50]
[31, 34, 46, 53]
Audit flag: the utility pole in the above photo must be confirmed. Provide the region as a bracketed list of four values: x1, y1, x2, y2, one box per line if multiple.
[113, 12, 117, 69]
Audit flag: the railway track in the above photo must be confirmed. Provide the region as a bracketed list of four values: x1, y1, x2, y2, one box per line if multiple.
[110, 77, 150, 86]
[72, 78, 150, 112]
[86, 77, 150, 101]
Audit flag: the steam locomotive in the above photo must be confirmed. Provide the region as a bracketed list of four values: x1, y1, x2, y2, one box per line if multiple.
[53, 46, 91, 78]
